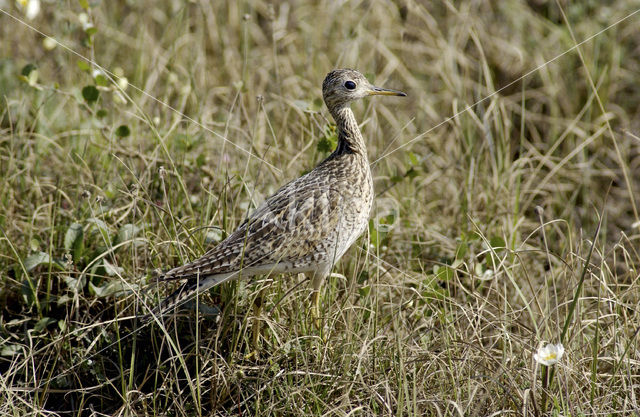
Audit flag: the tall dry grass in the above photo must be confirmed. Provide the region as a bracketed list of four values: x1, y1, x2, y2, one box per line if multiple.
[0, 1, 639, 415]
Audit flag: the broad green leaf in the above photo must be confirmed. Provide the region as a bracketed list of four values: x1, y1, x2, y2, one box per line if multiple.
[34, 317, 56, 333]
[103, 259, 123, 276]
[21, 277, 37, 307]
[116, 223, 140, 244]
[57, 294, 73, 305]
[89, 280, 132, 298]
[64, 223, 84, 261]
[24, 251, 50, 272]
[87, 217, 111, 242]
[1, 344, 23, 357]
[435, 266, 454, 281]
[62, 273, 86, 291]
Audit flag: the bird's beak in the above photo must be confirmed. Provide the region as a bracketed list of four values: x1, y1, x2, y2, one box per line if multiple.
[368, 85, 407, 97]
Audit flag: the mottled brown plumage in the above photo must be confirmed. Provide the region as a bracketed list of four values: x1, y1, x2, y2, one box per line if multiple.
[148, 69, 405, 319]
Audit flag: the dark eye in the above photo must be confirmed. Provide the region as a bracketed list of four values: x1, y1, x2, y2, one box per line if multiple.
[344, 81, 356, 90]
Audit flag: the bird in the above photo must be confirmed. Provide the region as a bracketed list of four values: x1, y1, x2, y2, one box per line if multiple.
[148, 69, 406, 326]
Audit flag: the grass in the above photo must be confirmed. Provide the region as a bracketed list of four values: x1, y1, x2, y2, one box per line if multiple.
[1, 0, 639, 415]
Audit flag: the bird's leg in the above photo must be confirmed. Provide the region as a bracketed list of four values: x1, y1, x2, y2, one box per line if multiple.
[310, 272, 325, 329]
[251, 287, 265, 352]
[310, 291, 320, 328]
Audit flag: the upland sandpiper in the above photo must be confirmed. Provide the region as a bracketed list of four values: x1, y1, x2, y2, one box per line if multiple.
[149, 69, 405, 323]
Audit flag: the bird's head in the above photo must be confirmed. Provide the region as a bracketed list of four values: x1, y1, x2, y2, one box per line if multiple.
[322, 69, 406, 111]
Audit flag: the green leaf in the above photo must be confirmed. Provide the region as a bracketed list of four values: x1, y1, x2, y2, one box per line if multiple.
[421, 281, 447, 301]
[103, 259, 123, 277]
[85, 27, 98, 36]
[77, 60, 90, 72]
[21, 278, 37, 307]
[87, 217, 110, 239]
[29, 238, 40, 252]
[196, 153, 206, 167]
[390, 175, 403, 184]
[62, 273, 86, 291]
[89, 280, 130, 298]
[408, 151, 419, 166]
[317, 135, 337, 153]
[24, 251, 51, 272]
[82, 85, 99, 103]
[358, 285, 371, 298]
[57, 294, 73, 305]
[405, 167, 419, 179]
[34, 317, 56, 333]
[64, 223, 84, 261]
[115, 125, 130, 137]
[64, 223, 83, 249]
[454, 242, 468, 260]
[116, 223, 140, 244]
[489, 236, 506, 250]
[368, 220, 387, 250]
[1, 344, 23, 357]
[94, 74, 108, 87]
[78, 0, 89, 10]
[435, 266, 454, 281]
[96, 109, 107, 118]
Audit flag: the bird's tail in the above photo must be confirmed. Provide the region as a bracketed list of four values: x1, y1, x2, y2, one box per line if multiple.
[140, 272, 235, 322]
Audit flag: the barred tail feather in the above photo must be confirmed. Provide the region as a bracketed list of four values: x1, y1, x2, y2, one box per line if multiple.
[142, 272, 237, 322]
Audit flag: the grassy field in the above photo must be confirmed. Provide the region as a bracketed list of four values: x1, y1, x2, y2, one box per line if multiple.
[1, 0, 639, 415]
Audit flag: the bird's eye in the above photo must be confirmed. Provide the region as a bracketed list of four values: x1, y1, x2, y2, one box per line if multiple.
[344, 81, 356, 90]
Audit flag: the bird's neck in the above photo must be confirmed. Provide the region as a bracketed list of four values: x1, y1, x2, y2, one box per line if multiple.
[331, 106, 367, 157]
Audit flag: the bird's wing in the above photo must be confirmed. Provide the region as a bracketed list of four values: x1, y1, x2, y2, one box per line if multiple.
[145, 173, 348, 318]
[157, 171, 349, 283]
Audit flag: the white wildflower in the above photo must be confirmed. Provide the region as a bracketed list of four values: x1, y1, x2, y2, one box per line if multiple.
[16, 0, 40, 20]
[534, 342, 564, 366]
[78, 12, 93, 31]
[92, 68, 105, 79]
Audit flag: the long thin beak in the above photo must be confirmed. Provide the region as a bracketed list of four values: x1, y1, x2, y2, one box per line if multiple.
[368, 85, 407, 97]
